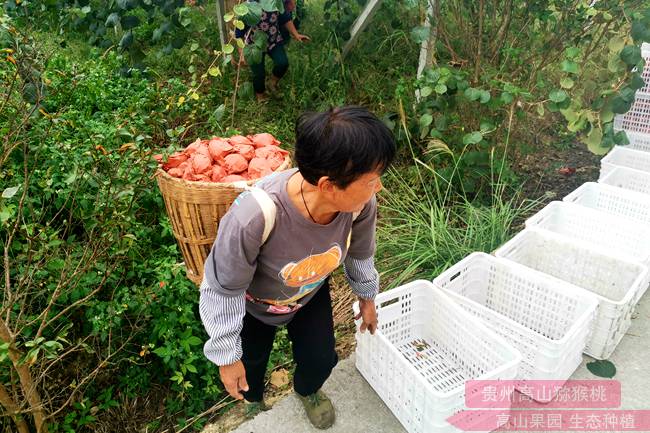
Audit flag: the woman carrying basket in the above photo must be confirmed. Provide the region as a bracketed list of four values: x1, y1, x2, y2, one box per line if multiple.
[199, 106, 396, 429]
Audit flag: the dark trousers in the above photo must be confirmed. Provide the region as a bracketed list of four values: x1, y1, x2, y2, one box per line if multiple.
[250, 44, 289, 94]
[241, 279, 338, 402]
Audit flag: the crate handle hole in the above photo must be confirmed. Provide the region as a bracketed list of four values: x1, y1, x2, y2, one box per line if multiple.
[449, 271, 461, 282]
[380, 298, 399, 309]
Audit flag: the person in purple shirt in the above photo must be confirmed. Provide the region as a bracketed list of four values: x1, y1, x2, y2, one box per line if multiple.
[200, 106, 396, 428]
[235, 0, 310, 102]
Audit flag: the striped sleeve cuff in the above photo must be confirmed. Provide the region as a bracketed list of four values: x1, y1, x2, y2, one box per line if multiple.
[343, 256, 379, 300]
[199, 279, 245, 366]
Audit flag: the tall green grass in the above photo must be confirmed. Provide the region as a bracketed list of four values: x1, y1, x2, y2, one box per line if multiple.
[377, 133, 539, 288]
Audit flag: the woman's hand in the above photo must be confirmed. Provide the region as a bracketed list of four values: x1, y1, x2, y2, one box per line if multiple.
[355, 298, 378, 335]
[219, 360, 249, 400]
[292, 33, 311, 42]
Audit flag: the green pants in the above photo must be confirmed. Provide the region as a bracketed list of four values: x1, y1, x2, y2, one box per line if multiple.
[250, 44, 289, 94]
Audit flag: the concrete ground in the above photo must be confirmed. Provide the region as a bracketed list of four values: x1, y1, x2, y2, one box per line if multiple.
[212, 288, 650, 433]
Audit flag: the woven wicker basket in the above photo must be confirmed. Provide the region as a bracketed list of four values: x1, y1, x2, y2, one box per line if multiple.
[156, 155, 291, 285]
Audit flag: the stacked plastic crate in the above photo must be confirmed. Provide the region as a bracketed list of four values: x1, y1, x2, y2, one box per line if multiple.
[352, 44, 650, 433]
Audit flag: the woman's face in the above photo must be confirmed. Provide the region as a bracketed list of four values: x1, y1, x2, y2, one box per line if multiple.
[324, 171, 383, 213]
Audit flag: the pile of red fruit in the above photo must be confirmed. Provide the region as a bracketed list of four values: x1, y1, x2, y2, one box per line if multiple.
[155, 133, 289, 183]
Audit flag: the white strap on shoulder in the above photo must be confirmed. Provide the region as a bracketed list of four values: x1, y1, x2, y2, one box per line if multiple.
[233, 181, 277, 244]
[352, 210, 361, 222]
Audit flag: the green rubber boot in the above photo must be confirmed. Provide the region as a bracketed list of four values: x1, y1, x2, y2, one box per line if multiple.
[244, 400, 269, 420]
[297, 389, 335, 429]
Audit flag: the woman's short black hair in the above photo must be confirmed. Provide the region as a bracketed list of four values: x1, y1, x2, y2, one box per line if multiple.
[295, 106, 396, 188]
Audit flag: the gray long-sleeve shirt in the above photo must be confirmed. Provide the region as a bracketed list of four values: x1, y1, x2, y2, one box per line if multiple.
[199, 168, 380, 366]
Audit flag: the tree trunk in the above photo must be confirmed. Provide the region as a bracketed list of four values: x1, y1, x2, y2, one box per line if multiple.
[0, 321, 48, 433]
[0, 382, 30, 433]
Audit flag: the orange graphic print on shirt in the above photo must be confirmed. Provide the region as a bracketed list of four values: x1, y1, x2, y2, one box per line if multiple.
[247, 245, 342, 314]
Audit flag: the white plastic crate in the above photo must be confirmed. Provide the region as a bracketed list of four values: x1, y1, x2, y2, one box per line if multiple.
[354, 281, 521, 433]
[525, 201, 650, 266]
[600, 166, 650, 197]
[495, 228, 650, 360]
[563, 182, 650, 226]
[614, 93, 650, 133]
[599, 146, 650, 179]
[623, 130, 650, 152]
[432, 253, 597, 402]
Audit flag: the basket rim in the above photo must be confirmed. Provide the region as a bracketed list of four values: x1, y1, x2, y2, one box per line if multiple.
[155, 153, 292, 187]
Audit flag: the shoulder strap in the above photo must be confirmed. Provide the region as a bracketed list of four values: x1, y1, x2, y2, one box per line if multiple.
[232, 182, 361, 245]
[233, 181, 277, 244]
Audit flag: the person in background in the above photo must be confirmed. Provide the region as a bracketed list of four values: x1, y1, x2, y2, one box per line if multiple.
[199, 106, 396, 429]
[236, 0, 310, 102]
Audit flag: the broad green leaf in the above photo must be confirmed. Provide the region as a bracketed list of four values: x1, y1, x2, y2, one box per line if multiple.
[620, 45, 642, 67]
[434, 83, 447, 94]
[549, 89, 568, 103]
[480, 121, 494, 132]
[536, 103, 545, 117]
[479, 90, 490, 104]
[213, 104, 226, 121]
[105, 12, 120, 28]
[608, 36, 625, 53]
[420, 86, 433, 97]
[208, 66, 221, 77]
[611, 96, 632, 114]
[462, 131, 483, 145]
[121, 15, 140, 30]
[565, 46, 581, 59]
[586, 360, 616, 378]
[464, 87, 481, 101]
[260, 0, 281, 12]
[223, 43, 234, 54]
[119, 30, 134, 50]
[601, 106, 614, 123]
[608, 55, 624, 73]
[629, 73, 646, 91]
[560, 60, 579, 74]
[631, 20, 650, 43]
[234, 3, 249, 16]
[561, 107, 579, 122]
[187, 336, 202, 346]
[152, 27, 164, 42]
[419, 113, 433, 128]
[233, 19, 245, 30]
[567, 117, 586, 132]
[584, 126, 608, 155]
[500, 92, 513, 104]
[560, 77, 574, 89]
[2, 186, 19, 199]
[224, 12, 234, 22]
[186, 363, 198, 373]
